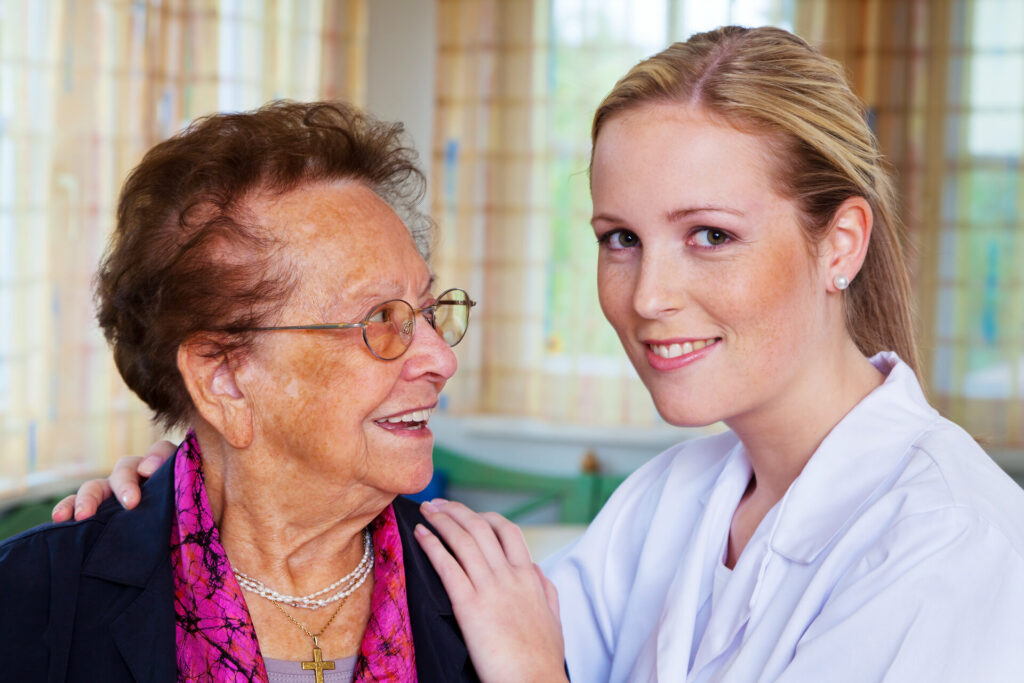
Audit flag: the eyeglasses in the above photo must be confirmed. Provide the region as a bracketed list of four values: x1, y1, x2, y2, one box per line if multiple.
[244, 287, 476, 360]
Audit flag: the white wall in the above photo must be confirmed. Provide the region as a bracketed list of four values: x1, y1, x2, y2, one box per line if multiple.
[366, 0, 437, 193]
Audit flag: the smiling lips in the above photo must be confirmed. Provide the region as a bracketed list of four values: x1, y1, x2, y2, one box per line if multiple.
[375, 407, 433, 431]
[649, 338, 719, 359]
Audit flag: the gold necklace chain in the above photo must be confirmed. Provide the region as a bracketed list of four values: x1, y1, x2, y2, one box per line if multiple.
[271, 596, 348, 644]
[270, 597, 355, 682]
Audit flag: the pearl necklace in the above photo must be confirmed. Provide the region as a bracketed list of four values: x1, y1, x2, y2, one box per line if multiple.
[232, 528, 374, 609]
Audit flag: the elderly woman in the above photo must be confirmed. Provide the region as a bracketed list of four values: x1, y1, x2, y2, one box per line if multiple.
[0, 100, 562, 682]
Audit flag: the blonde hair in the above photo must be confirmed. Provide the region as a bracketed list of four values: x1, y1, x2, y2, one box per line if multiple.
[592, 26, 919, 372]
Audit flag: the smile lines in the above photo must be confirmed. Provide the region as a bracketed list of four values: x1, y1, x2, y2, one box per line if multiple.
[649, 338, 719, 359]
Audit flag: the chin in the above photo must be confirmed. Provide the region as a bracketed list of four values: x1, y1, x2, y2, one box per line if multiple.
[394, 459, 435, 496]
[408, 471, 435, 495]
[651, 397, 725, 429]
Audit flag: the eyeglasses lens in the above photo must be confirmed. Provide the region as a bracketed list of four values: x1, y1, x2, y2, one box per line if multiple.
[364, 300, 415, 360]
[364, 289, 472, 360]
[436, 289, 470, 347]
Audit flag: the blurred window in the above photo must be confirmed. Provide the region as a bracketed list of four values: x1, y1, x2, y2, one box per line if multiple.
[933, 0, 1024, 409]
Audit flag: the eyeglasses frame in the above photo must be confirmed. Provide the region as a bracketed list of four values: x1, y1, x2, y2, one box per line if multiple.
[242, 287, 477, 361]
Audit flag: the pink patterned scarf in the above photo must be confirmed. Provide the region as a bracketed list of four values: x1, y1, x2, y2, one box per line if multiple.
[170, 431, 417, 681]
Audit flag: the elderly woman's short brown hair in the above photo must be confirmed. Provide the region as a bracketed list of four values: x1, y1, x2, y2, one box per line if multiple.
[97, 100, 429, 429]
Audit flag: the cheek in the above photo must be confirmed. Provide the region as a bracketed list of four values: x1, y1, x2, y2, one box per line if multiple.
[257, 343, 395, 429]
[597, 258, 635, 329]
[716, 245, 820, 353]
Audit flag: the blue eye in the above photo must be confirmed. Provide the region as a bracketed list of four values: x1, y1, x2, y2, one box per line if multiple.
[691, 228, 730, 248]
[599, 229, 640, 250]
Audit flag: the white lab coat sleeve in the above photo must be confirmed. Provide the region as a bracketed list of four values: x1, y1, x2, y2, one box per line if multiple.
[776, 506, 1024, 683]
[545, 546, 616, 682]
[543, 446, 681, 683]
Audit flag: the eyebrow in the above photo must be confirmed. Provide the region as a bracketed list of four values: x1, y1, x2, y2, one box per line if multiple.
[664, 206, 745, 222]
[591, 205, 744, 226]
[348, 274, 435, 303]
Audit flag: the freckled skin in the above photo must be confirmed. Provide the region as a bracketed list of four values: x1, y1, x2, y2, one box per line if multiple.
[199, 180, 458, 659]
[238, 181, 456, 513]
[592, 105, 833, 432]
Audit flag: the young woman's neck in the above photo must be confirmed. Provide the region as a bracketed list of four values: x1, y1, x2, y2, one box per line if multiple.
[730, 339, 883, 497]
[723, 338, 884, 567]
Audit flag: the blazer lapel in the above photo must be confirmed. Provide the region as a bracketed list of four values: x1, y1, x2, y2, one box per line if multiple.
[108, 561, 176, 682]
[82, 455, 178, 682]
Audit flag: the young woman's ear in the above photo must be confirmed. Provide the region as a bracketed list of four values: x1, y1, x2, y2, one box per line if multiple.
[177, 336, 253, 448]
[825, 196, 873, 292]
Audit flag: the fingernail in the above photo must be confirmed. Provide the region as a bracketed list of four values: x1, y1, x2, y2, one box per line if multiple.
[120, 491, 131, 507]
[430, 497, 449, 506]
[414, 523, 430, 537]
[421, 501, 437, 513]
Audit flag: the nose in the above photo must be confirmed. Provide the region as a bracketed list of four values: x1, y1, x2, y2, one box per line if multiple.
[632, 249, 685, 319]
[401, 312, 458, 382]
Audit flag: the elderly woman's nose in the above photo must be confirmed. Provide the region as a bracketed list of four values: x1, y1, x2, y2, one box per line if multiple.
[404, 316, 459, 379]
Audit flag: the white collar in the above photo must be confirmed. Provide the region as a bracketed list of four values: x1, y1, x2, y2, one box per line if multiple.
[762, 352, 940, 563]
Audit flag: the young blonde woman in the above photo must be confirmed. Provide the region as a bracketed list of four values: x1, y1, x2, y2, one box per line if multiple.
[59, 26, 1024, 682]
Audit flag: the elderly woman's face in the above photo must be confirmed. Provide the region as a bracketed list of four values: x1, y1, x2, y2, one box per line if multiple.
[240, 181, 457, 499]
[591, 104, 832, 429]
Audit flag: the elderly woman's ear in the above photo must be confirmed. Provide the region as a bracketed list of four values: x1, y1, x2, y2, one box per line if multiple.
[177, 336, 254, 448]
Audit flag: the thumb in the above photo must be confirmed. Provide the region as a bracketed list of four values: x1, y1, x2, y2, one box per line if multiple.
[535, 564, 560, 618]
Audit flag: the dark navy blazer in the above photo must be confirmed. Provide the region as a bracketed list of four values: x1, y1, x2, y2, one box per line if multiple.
[0, 455, 478, 682]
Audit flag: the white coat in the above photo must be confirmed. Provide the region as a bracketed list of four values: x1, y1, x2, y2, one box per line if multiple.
[545, 353, 1024, 682]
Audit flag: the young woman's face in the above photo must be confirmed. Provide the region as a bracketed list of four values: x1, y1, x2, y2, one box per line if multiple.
[591, 104, 833, 428]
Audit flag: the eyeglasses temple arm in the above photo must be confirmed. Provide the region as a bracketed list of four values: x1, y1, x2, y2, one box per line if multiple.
[245, 322, 366, 331]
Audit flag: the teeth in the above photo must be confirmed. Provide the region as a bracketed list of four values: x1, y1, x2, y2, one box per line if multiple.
[381, 408, 432, 424]
[650, 339, 717, 359]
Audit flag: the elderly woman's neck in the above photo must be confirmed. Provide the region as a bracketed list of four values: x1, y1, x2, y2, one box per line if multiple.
[191, 423, 384, 591]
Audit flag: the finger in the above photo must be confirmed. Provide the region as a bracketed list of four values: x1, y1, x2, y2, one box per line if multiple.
[51, 495, 77, 522]
[72, 478, 113, 520]
[414, 523, 475, 601]
[420, 501, 498, 583]
[481, 511, 533, 567]
[536, 564, 560, 618]
[428, 499, 513, 571]
[139, 440, 175, 476]
[109, 456, 145, 509]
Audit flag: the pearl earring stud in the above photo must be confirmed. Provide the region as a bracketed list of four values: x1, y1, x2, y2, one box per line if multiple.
[833, 274, 850, 291]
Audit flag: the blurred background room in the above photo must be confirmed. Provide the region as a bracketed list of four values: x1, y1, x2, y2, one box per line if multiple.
[2, 0, 1023, 555]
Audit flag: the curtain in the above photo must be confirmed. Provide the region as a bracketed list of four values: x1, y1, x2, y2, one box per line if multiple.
[431, 0, 551, 419]
[0, 0, 367, 496]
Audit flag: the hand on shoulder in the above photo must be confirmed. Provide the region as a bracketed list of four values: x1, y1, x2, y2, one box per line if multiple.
[415, 499, 568, 683]
[51, 440, 175, 522]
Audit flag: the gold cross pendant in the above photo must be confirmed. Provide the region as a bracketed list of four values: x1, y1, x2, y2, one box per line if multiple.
[301, 642, 336, 683]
